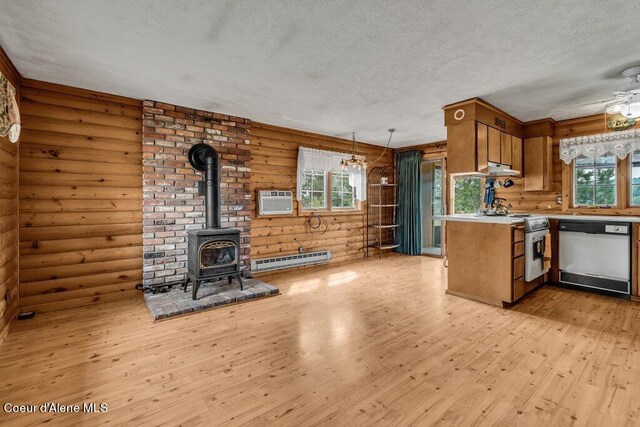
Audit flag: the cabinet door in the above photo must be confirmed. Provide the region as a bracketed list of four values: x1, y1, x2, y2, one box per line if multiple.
[524, 136, 552, 191]
[511, 136, 523, 175]
[447, 121, 477, 174]
[487, 127, 501, 164]
[476, 123, 488, 172]
[500, 132, 512, 166]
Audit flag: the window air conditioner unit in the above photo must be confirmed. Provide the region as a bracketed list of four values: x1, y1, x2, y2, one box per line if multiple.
[257, 190, 293, 216]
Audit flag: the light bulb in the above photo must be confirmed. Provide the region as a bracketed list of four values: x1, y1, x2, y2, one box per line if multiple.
[607, 104, 622, 114]
[621, 102, 640, 118]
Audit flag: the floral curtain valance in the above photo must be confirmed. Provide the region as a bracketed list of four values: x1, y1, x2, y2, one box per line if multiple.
[559, 128, 640, 164]
[296, 147, 367, 201]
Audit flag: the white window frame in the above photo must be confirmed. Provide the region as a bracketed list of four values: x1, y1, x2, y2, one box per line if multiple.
[300, 169, 359, 212]
[330, 171, 356, 210]
[300, 169, 328, 210]
[573, 155, 617, 207]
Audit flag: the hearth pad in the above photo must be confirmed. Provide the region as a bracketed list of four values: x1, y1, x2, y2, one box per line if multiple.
[143, 278, 279, 321]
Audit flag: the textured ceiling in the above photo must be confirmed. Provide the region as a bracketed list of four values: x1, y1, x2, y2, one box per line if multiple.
[0, 0, 639, 147]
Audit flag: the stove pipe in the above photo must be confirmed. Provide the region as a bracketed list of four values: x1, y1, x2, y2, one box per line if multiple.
[188, 143, 221, 229]
[204, 154, 221, 228]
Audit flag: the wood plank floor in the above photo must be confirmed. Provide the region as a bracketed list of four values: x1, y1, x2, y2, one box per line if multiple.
[1, 254, 640, 426]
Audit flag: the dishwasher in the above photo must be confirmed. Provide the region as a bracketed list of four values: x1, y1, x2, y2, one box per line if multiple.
[558, 220, 631, 295]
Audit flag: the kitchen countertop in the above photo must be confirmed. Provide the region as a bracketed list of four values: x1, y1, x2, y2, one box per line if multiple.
[435, 213, 640, 224]
[434, 214, 525, 224]
[542, 213, 640, 222]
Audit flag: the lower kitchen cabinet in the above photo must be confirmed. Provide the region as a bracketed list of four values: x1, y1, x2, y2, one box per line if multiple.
[445, 221, 544, 306]
[512, 225, 526, 300]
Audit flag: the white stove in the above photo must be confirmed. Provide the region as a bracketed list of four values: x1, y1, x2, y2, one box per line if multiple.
[523, 217, 550, 282]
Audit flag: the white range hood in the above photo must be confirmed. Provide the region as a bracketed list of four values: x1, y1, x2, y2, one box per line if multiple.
[479, 161, 520, 176]
[453, 161, 520, 177]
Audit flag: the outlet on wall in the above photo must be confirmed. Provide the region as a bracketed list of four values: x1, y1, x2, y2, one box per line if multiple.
[556, 195, 562, 204]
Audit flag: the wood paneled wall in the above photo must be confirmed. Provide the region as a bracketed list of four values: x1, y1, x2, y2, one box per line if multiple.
[493, 114, 640, 213]
[19, 80, 143, 313]
[493, 143, 562, 213]
[250, 123, 394, 265]
[0, 45, 20, 342]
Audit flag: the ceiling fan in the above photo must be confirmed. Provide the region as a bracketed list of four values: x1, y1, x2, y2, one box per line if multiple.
[605, 66, 640, 118]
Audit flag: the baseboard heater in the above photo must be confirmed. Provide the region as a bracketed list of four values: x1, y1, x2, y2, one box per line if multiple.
[251, 250, 332, 273]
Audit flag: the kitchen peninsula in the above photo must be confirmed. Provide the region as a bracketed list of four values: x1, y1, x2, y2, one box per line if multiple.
[436, 214, 547, 306]
[438, 213, 640, 306]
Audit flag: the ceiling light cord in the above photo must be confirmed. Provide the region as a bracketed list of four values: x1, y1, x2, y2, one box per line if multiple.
[371, 128, 395, 165]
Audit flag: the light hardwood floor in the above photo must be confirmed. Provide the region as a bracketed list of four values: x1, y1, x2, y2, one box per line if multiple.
[1, 254, 640, 426]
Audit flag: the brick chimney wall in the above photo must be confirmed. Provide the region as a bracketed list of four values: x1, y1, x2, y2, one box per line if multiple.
[142, 100, 251, 286]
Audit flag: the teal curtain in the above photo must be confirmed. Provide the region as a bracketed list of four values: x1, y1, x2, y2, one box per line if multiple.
[396, 151, 422, 255]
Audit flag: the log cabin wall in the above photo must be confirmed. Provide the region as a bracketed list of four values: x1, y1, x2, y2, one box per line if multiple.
[494, 114, 639, 214]
[250, 123, 394, 265]
[492, 140, 563, 213]
[18, 80, 143, 313]
[0, 46, 20, 342]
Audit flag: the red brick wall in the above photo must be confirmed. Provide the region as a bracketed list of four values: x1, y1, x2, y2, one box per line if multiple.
[142, 101, 251, 286]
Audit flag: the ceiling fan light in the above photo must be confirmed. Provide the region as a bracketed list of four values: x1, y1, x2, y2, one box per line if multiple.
[621, 102, 640, 118]
[607, 104, 622, 114]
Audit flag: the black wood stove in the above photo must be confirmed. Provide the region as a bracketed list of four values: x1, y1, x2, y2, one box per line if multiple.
[183, 143, 243, 300]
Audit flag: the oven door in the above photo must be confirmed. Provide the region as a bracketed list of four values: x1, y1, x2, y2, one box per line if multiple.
[525, 229, 549, 281]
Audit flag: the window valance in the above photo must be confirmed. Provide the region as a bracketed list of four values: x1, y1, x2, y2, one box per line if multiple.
[559, 128, 640, 164]
[297, 147, 367, 201]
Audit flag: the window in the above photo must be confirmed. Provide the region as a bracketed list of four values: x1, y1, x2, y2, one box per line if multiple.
[631, 151, 640, 206]
[300, 169, 357, 211]
[300, 169, 327, 209]
[452, 176, 482, 214]
[331, 172, 356, 209]
[573, 155, 616, 207]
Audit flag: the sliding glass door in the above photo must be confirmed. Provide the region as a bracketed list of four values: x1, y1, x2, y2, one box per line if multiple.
[420, 159, 444, 256]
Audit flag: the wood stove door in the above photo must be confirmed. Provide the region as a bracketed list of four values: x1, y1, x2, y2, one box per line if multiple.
[199, 241, 238, 270]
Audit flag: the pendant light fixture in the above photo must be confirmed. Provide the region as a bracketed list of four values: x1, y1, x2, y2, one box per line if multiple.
[340, 129, 395, 170]
[340, 132, 368, 170]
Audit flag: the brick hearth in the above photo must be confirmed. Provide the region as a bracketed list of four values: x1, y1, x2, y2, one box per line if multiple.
[142, 101, 251, 286]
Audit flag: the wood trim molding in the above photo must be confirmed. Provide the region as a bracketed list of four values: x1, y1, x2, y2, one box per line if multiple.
[21, 78, 141, 106]
[443, 98, 524, 137]
[396, 141, 447, 153]
[443, 97, 524, 126]
[253, 121, 391, 154]
[523, 118, 556, 139]
[0, 43, 21, 88]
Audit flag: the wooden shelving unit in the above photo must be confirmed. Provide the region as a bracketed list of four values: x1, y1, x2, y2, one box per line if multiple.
[366, 167, 399, 259]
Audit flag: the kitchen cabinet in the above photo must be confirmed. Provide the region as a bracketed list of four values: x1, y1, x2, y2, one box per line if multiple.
[511, 136, 523, 176]
[445, 221, 540, 306]
[444, 98, 525, 176]
[501, 132, 512, 166]
[512, 225, 526, 300]
[474, 122, 522, 174]
[524, 136, 553, 191]
[487, 126, 502, 164]
[446, 121, 477, 174]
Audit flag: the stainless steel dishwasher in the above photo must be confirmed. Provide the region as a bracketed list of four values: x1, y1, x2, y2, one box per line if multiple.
[558, 220, 631, 295]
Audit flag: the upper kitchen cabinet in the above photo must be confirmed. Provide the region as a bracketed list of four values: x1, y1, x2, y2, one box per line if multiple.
[522, 118, 556, 192]
[444, 99, 524, 175]
[523, 136, 553, 191]
[447, 120, 477, 174]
